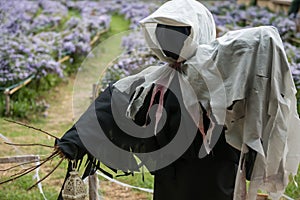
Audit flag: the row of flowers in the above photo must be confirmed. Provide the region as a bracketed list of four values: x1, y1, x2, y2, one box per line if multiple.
[0, 0, 112, 87]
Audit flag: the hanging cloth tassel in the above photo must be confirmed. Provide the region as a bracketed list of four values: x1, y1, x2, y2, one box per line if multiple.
[145, 84, 167, 135]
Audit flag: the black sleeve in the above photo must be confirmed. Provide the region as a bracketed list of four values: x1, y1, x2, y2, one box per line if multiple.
[56, 81, 161, 161]
[55, 82, 160, 200]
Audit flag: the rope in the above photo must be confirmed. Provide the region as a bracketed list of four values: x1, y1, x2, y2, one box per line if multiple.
[97, 171, 297, 199]
[282, 194, 295, 200]
[96, 171, 153, 193]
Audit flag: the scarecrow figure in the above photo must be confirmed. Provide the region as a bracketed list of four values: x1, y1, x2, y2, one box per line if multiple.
[2, 1, 299, 200]
[56, 0, 300, 199]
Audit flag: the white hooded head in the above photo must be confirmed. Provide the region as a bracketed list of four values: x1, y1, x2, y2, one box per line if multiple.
[139, 0, 216, 63]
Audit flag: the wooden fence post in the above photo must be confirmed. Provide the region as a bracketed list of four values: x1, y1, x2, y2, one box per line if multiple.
[89, 83, 100, 200]
[4, 89, 10, 116]
[89, 173, 99, 200]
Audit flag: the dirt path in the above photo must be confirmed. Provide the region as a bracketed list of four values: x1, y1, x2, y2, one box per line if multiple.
[44, 77, 75, 135]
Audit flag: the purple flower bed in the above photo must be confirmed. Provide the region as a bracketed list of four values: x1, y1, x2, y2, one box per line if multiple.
[101, 1, 160, 88]
[206, 1, 300, 87]
[207, 1, 297, 36]
[119, 1, 158, 29]
[0, 0, 111, 87]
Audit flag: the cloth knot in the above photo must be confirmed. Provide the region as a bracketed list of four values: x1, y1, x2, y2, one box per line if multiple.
[169, 62, 183, 72]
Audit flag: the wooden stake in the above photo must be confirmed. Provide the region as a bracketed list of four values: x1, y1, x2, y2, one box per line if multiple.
[88, 83, 100, 200]
[9, 77, 33, 95]
[89, 173, 99, 200]
[58, 56, 70, 64]
[4, 89, 10, 116]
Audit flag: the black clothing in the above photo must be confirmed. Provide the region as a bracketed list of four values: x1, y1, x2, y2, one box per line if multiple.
[56, 76, 240, 200]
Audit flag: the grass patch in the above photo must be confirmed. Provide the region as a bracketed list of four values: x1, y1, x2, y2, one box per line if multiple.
[116, 171, 154, 190]
[93, 13, 131, 47]
[285, 169, 300, 199]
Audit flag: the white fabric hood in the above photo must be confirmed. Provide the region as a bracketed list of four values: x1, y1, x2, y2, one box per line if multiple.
[139, 0, 216, 63]
[114, 0, 300, 199]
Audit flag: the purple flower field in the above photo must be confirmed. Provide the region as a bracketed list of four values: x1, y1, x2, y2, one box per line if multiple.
[0, 0, 300, 117]
[0, 0, 112, 86]
[1, 0, 299, 87]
